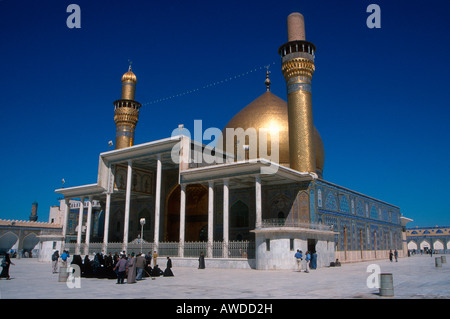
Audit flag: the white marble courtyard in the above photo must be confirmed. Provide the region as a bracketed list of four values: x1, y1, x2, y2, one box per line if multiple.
[0, 254, 449, 299]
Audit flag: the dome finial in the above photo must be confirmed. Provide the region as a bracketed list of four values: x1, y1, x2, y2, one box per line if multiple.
[265, 65, 271, 92]
[121, 61, 137, 84]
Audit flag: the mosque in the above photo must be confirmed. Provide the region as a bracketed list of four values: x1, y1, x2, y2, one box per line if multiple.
[53, 12, 411, 270]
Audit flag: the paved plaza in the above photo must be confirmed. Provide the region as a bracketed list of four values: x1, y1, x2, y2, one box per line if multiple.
[0, 254, 449, 299]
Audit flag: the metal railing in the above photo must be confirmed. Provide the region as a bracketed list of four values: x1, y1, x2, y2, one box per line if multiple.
[64, 240, 255, 259]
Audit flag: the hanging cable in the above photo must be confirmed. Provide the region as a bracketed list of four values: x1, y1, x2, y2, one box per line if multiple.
[141, 61, 277, 106]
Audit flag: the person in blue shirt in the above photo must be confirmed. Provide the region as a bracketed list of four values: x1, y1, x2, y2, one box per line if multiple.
[305, 251, 311, 273]
[294, 250, 303, 272]
[60, 250, 70, 267]
[310, 252, 317, 269]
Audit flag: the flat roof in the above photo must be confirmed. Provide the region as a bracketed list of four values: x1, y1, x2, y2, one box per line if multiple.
[180, 158, 316, 188]
[54, 183, 105, 199]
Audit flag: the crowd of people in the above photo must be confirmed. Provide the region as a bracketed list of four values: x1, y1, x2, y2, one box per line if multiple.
[389, 249, 399, 262]
[51, 250, 174, 284]
[408, 248, 442, 257]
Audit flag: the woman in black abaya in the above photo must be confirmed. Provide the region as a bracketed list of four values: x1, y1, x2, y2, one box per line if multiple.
[0, 253, 15, 280]
[163, 257, 174, 277]
[198, 252, 205, 269]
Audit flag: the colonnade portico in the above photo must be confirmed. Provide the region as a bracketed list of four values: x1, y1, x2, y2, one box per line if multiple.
[58, 160, 164, 255]
[55, 137, 317, 263]
[55, 137, 183, 257]
[58, 186, 106, 255]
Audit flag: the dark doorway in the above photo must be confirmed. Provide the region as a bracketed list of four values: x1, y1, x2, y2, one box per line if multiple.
[307, 238, 316, 253]
[166, 184, 208, 241]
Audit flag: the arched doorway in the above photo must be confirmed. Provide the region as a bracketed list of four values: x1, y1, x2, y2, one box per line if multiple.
[420, 240, 430, 251]
[165, 184, 208, 242]
[22, 233, 39, 256]
[0, 232, 19, 254]
[407, 240, 418, 250]
[433, 240, 444, 251]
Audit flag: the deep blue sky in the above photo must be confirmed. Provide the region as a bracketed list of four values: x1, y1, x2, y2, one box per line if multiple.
[0, 0, 449, 227]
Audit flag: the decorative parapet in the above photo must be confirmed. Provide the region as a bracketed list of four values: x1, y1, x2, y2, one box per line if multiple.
[37, 229, 64, 239]
[258, 218, 334, 232]
[407, 226, 450, 237]
[0, 219, 62, 229]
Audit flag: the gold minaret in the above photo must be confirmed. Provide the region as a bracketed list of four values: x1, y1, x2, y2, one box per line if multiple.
[113, 64, 141, 150]
[279, 12, 316, 173]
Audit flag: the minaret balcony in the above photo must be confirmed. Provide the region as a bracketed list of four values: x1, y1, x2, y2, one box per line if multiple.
[278, 40, 316, 63]
[113, 99, 142, 111]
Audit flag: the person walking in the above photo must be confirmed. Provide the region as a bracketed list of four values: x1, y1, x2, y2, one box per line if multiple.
[60, 250, 70, 267]
[389, 250, 393, 262]
[304, 251, 311, 273]
[135, 253, 146, 280]
[113, 254, 128, 284]
[394, 250, 398, 262]
[294, 250, 303, 272]
[127, 252, 137, 284]
[0, 253, 14, 280]
[164, 257, 174, 277]
[51, 250, 59, 273]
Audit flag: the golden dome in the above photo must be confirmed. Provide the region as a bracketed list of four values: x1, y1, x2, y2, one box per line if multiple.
[222, 90, 325, 177]
[121, 66, 137, 83]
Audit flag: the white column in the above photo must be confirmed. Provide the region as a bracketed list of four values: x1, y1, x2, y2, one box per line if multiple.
[223, 179, 229, 258]
[102, 193, 111, 253]
[84, 196, 93, 255]
[153, 154, 162, 253]
[123, 160, 133, 252]
[207, 180, 214, 258]
[76, 197, 85, 255]
[17, 229, 23, 259]
[178, 183, 186, 257]
[255, 175, 262, 228]
[62, 198, 71, 251]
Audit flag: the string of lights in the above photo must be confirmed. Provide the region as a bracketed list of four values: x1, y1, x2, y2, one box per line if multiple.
[140, 61, 277, 106]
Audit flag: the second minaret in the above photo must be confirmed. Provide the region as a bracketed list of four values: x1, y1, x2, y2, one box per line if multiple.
[279, 12, 316, 174]
[113, 65, 142, 150]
